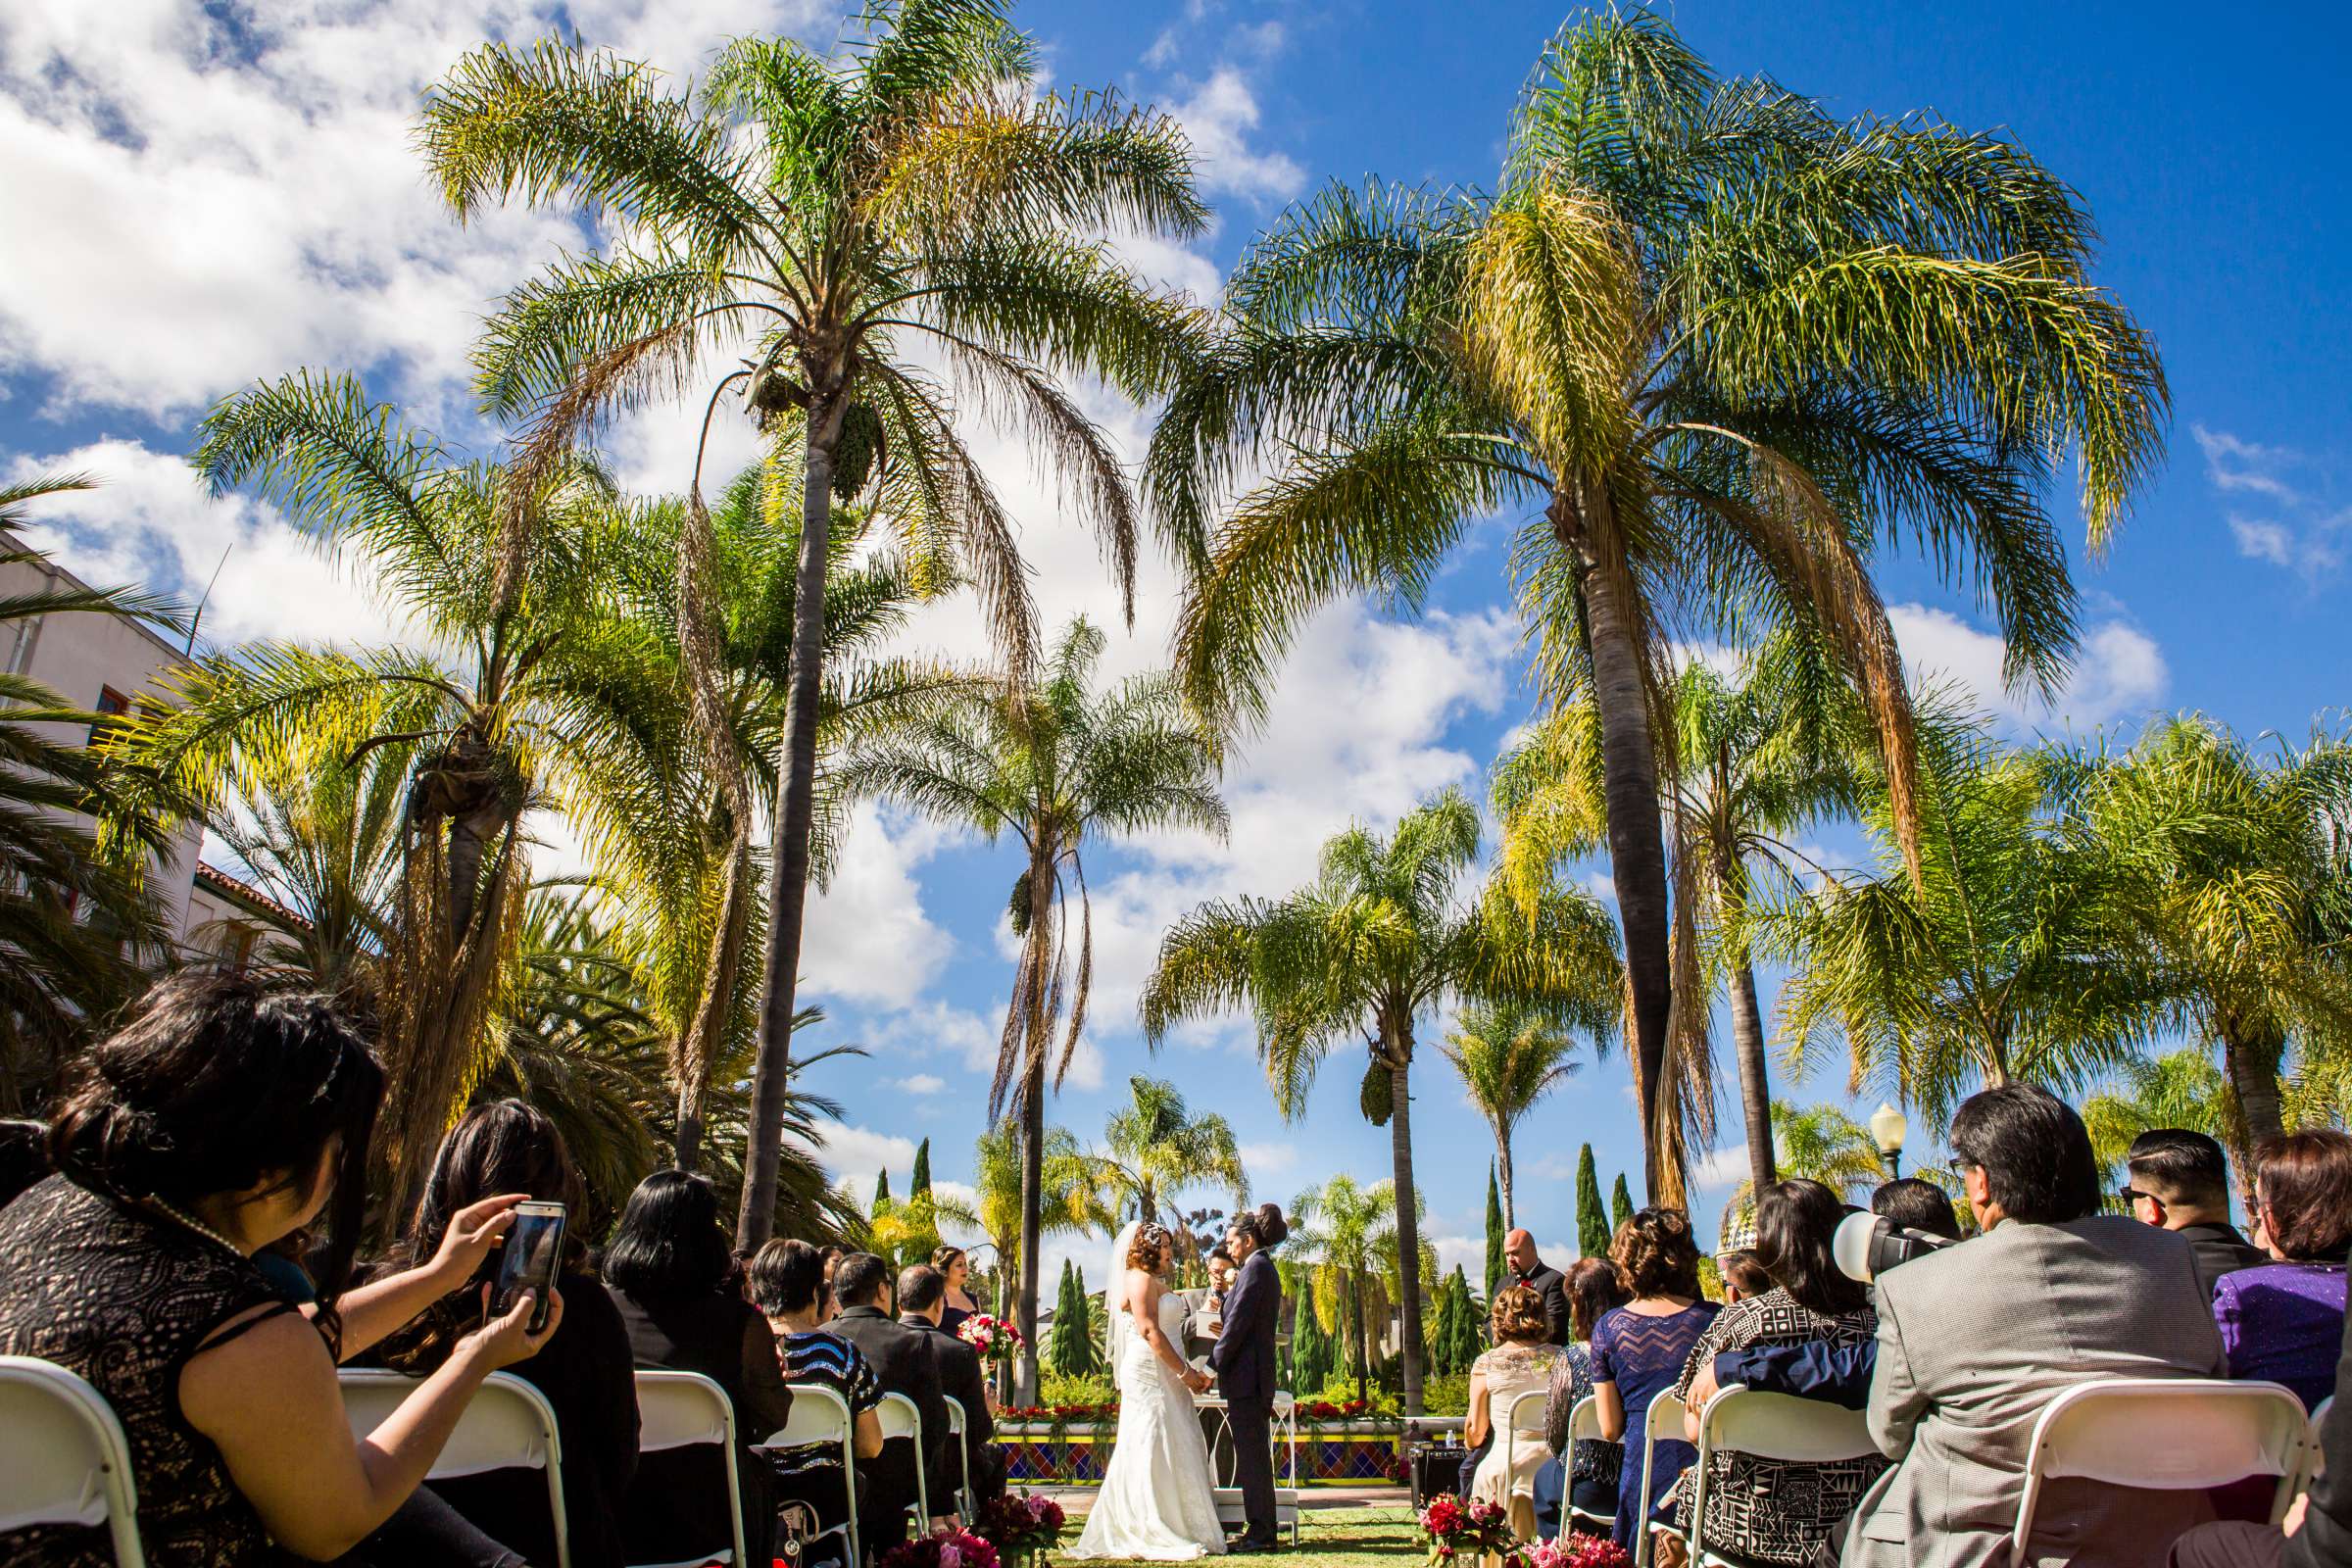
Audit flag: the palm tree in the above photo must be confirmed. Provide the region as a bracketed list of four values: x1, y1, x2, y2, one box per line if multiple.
[1098, 1075, 1250, 1226]
[2053, 716, 2352, 1163]
[1494, 634, 1864, 1194]
[971, 1120, 1115, 1398]
[1146, 10, 2165, 1199]
[1143, 789, 1619, 1413]
[843, 619, 1226, 1396]
[115, 372, 639, 1222]
[2082, 1049, 2230, 1196]
[1287, 1175, 1400, 1405]
[1438, 999, 1605, 1229]
[1716, 1100, 1888, 1246]
[1763, 704, 2154, 1131]
[418, 5, 1208, 1244]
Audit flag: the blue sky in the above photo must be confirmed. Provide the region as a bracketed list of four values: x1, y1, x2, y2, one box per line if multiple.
[2, 0, 2345, 1284]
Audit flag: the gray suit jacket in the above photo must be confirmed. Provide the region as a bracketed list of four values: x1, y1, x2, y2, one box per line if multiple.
[1841, 1215, 2226, 1568]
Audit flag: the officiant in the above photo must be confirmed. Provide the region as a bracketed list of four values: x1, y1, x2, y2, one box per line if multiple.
[1183, 1245, 1240, 1479]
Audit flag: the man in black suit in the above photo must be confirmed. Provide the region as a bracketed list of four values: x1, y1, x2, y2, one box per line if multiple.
[827, 1252, 948, 1550]
[897, 1262, 1006, 1506]
[1503, 1230, 1570, 1347]
[1212, 1206, 1286, 1553]
[2123, 1128, 2267, 1298]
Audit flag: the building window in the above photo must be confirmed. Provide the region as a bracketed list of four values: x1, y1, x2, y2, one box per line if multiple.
[88, 685, 130, 748]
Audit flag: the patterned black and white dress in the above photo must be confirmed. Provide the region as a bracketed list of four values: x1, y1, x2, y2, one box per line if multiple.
[0, 1174, 300, 1567]
[1666, 1288, 1886, 1566]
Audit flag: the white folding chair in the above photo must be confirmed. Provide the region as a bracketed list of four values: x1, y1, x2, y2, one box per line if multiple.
[942, 1396, 975, 1524]
[1632, 1393, 1686, 1568]
[760, 1383, 858, 1568]
[0, 1356, 146, 1568]
[2313, 1396, 2334, 1482]
[1683, 1386, 1876, 1568]
[878, 1392, 931, 1529]
[631, 1370, 746, 1568]
[2008, 1379, 2314, 1568]
[1564, 1395, 1617, 1536]
[339, 1369, 569, 1568]
[1496, 1388, 1550, 1540]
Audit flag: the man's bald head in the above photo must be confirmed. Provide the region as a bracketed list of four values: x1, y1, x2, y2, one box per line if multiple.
[1505, 1229, 1538, 1273]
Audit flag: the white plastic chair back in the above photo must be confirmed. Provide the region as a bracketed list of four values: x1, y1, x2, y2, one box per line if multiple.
[0, 1356, 146, 1568]
[1633, 1394, 1686, 1568]
[942, 1396, 974, 1523]
[1687, 1387, 1876, 1566]
[2314, 1396, 2335, 1482]
[762, 1381, 858, 1568]
[631, 1370, 745, 1568]
[1497, 1388, 1550, 1496]
[2008, 1379, 2313, 1568]
[879, 1392, 931, 1527]
[1564, 1395, 1616, 1532]
[339, 1370, 569, 1568]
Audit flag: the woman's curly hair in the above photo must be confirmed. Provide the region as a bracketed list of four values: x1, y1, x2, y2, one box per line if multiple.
[1610, 1205, 1703, 1298]
[1127, 1222, 1174, 1271]
[1489, 1283, 1549, 1343]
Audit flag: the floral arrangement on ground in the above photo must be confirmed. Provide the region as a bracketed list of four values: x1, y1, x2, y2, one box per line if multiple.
[880, 1526, 1002, 1568]
[975, 1492, 1066, 1564]
[1417, 1498, 1629, 1568]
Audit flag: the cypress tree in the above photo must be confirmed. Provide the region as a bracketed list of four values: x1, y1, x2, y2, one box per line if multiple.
[907, 1138, 940, 1261]
[1293, 1291, 1330, 1393]
[1576, 1144, 1610, 1257]
[1610, 1173, 1635, 1231]
[1483, 1164, 1505, 1303]
[1050, 1259, 1102, 1378]
[1430, 1269, 1459, 1374]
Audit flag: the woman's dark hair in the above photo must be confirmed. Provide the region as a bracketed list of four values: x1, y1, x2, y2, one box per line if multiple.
[1717, 1250, 1772, 1298]
[605, 1170, 732, 1300]
[1490, 1282, 1549, 1343]
[48, 971, 383, 1351]
[2255, 1130, 2352, 1261]
[931, 1245, 966, 1276]
[1610, 1206, 1702, 1299]
[1228, 1201, 1288, 1250]
[379, 1100, 586, 1370]
[1752, 1178, 1868, 1316]
[1870, 1178, 1964, 1241]
[1566, 1256, 1630, 1340]
[748, 1238, 827, 1317]
[1948, 1084, 2101, 1224]
[0, 1117, 51, 1207]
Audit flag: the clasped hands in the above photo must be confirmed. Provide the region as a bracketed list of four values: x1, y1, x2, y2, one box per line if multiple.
[1183, 1365, 1214, 1395]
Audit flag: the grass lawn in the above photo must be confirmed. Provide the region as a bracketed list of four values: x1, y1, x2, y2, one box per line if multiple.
[1056, 1507, 1421, 1568]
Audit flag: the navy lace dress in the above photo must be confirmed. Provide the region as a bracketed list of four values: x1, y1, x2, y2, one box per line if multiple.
[1589, 1300, 1721, 1551]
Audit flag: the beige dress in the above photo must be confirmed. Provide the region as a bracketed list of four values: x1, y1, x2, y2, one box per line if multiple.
[1470, 1340, 1564, 1535]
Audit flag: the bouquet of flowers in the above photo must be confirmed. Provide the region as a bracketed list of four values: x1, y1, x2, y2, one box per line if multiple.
[1418, 1496, 1520, 1568]
[957, 1313, 1026, 1364]
[974, 1492, 1066, 1568]
[1529, 1536, 1632, 1568]
[878, 1526, 1003, 1568]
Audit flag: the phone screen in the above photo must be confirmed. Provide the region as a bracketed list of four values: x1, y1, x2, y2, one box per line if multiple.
[490, 1201, 565, 1333]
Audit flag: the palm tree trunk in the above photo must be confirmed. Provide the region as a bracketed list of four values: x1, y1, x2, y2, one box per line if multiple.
[736, 384, 850, 1248]
[1561, 504, 1675, 1202]
[1730, 957, 1777, 1192]
[1386, 1023, 1426, 1417]
[1016, 1055, 1046, 1405]
[673, 1085, 704, 1170]
[2224, 1017, 2286, 1190]
[1349, 1270, 1369, 1405]
[1496, 1135, 1515, 1233]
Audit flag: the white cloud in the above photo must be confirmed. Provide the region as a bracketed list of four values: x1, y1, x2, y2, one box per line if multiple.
[800, 803, 959, 1008]
[1238, 1142, 1297, 1178]
[1691, 1147, 1748, 1193]
[2191, 425, 2346, 579]
[2230, 516, 2296, 567]
[799, 1119, 918, 1200]
[892, 1073, 947, 1096]
[1889, 602, 2168, 734]
[2192, 424, 2299, 502]
[1167, 68, 1306, 204]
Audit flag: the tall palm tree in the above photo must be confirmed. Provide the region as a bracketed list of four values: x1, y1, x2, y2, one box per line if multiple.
[1716, 1100, 1888, 1246]
[418, 5, 1208, 1244]
[971, 1120, 1115, 1399]
[842, 618, 1226, 1396]
[2052, 716, 2352, 1163]
[1763, 704, 2155, 1131]
[115, 372, 639, 1223]
[1494, 634, 1864, 1194]
[2081, 1049, 2230, 1197]
[1146, 10, 2165, 1198]
[1287, 1175, 1400, 1405]
[1438, 998, 1606, 1230]
[1143, 789, 1619, 1413]
[1097, 1075, 1249, 1225]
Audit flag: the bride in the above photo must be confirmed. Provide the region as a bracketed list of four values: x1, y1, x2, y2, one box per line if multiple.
[1071, 1220, 1227, 1559]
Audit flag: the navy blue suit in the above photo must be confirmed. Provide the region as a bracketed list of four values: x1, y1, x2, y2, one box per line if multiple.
[1712, 1339, 1877, 1409]
[1211, 1250, 1282, 1545]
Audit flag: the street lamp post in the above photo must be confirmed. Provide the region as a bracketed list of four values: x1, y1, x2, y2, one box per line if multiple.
[1870, 1102, 1909, 1181]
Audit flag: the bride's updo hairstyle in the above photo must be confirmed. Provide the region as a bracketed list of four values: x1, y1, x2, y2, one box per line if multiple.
[1229, 1202, 1288, 1250]
[1127, 1221, 1174, 1270]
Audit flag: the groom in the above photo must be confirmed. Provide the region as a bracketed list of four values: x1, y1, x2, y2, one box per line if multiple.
[1211, 1205, 1285, 1553]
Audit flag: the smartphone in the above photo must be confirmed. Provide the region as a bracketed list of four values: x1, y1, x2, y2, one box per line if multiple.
[489, 1200, 565, 1334]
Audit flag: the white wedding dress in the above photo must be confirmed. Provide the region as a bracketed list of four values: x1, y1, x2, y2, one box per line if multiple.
[1071, 1265, 1227, 1560]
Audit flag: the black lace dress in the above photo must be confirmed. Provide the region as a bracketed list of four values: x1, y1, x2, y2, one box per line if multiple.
[0, 1174, 298, 1566]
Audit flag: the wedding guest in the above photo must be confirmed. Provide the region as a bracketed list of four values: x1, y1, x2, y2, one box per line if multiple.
[2215, 1130, 2352, 1410]
[826, 1252, 949, 1547]
[1592, 1208, 1720, 1554]
[1537, 1258, 1633, 1537]
[605, 1170, 793, 1566]
[373, 1102, 640, 1568]
[1506, 1229, 1574, 1346]
[933, 1246, 980, 1339]
[750, 1239, 884, 1556]
[1716, 1250, 1770, 1302]
[1660, 1180, 1886, 1568]
[900, 1263, 1007, 1506]
[2125, 1129, 2267, 1298]
[1871, 1178, 1964, 1241]
[1465, 1284, 1567, 1535]
[2172, 1306, 2352, 1568]
[0, 972, 561, 1567]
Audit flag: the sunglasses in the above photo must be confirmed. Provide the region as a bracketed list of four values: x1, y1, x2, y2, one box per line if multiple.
[2116, 1186, 2159, 1205]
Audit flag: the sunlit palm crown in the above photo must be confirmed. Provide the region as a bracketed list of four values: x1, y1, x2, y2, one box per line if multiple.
[420, 0, 1212, 669]
[1099, 1074, 1250, 1222]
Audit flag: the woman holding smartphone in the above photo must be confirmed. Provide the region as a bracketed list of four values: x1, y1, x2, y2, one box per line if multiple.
[0, 973, 564, 1567]
[374, 1102, 641, 1568]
